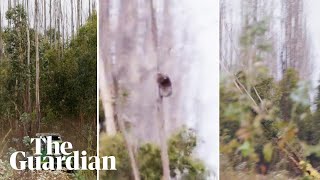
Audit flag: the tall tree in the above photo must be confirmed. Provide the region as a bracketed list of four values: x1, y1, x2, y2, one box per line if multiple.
[54, 0, 57, 48]
[26, 0, 32, 135]
[281, 0, 309, 79]
[35, 0, 41, 131]
[100, 1, 140, 179]
[80, 0, 82, 26]
[49, 0, 52, 44]
[0, 2, 2, 60]
[71, 0, 74, 38]
[89, 0, 91, 16]
[77, 0, 80, 30]
[150, 0, 171, 179]
[43, 0, 46, 39]
[60, 0, 64, 56]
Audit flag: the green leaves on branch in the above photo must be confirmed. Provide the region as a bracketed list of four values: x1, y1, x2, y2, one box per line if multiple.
[100, 128, 206, 179]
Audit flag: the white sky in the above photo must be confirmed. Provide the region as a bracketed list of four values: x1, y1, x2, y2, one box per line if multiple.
[0, 0, 95, 37]
[174, 0, 219, 178]
[305, 1, 320, 95]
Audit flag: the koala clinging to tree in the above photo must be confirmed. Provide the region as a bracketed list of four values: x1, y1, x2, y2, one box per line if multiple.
[157, 73, 172, 98]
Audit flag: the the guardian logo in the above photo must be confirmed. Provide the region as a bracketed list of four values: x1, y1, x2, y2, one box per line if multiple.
[9, 136, 116, 171]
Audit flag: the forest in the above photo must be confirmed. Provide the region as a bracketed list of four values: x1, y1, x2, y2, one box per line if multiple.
[0, 1, 97, 179]
[220, 0, 320, 179]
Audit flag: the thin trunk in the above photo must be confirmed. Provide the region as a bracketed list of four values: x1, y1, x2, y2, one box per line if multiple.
[54, 0, 57, 49]
[80, 0, 82, 26]
[61, 0, 64, 57]
[119, 115, 141, 180]
[49, 0, 52, 44]
[99, 61, 117, 135]
[89, 0, 91, 16]
[77, 0, 80, 30]
[71, 0, 74, 38]
[26, 0, 31, 135]
[92, 0, 95, 13]
[99, 0, 117, 136]
[0, 2, 2, 60]
[57, 0, 61, 59]
[157, 96, 170, 179]
[35, 0, 41, 132]
[8, 0, 11, 28]
[43, 0, 46, 39]
[150, 0, 171, 179]
[65, 4, 69, 44]
[111, 73, 140, 180]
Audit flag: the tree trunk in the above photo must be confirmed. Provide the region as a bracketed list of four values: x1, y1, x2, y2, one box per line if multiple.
[0, 2, 2, 60]
[57, 0, 61, 55]
[71, 0, 74, 38]
[57, 0, 61, 59]
[35, 0, 41, 132]
[77, 0, 80, 30]
[43, 0, 46, 38]
[157, 96, 170, 179]
[119, 115, 141, 180]
[65, 4, 69, 44]
[112, 74, 141, 180]
[92, 0, 95, 13]
[49, 0, 52, 44]
[26, 0, 32, 135]
[54, 0, 57, 49]
[99, 60, 117, 135]
[89, 0, 91, 16]
[99, 1, 141, 178]
[150, 0, 171, 179]
[61, 0, 64, 57]
[80, 0, 82, 26]
[99, 0, 117, 136]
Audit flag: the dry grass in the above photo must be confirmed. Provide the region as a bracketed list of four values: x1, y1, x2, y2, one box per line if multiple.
[0, 129, 12, 157]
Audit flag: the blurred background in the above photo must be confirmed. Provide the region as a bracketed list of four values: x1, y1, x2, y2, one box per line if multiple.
[220, 0, 320, 179]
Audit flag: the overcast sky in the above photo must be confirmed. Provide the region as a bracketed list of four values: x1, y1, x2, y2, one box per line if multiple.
[0, 0, 96, 37]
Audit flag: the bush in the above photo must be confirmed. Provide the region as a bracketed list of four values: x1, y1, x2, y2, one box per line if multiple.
[99, 128, 206, 179]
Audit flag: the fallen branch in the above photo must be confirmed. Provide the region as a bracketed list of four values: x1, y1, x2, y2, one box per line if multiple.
[0, 129, 12, 156]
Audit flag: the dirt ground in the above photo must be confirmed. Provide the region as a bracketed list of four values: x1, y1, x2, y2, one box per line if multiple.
[0, 160, 75, 180]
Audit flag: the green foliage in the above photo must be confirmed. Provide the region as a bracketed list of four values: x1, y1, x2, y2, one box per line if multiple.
[74, 170, 97, 180]
[221, 6, 320, 177]
[263, 142, 273, 163]
[279, 68, 300, 121]
[41, 14, 97, 120]
[99, 134, 133, 179]
[168, 129, 205, 178]
[239, 19, 272, 64]
[240, 20, 269, 48]
[0, 6, 97, 124]
[1, 5, 31, 119]
[0, 9, 97, 177]
[138, 144, 162, 179]
[100, 128, 206, 179]
[221, 63, 320, 176]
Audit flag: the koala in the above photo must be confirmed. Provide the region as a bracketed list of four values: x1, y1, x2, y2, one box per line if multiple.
[156, 73, 172, 97]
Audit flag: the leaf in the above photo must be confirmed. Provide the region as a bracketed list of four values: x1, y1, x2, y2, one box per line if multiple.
[263, 142, 273, 162]
[238, 141, 253, 157]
